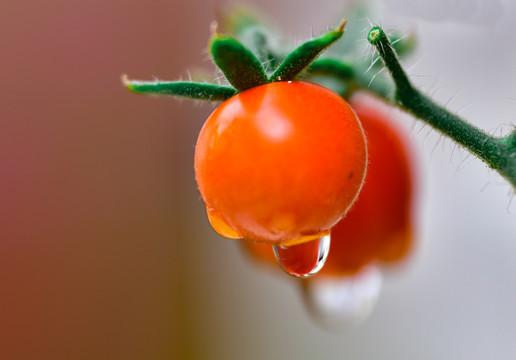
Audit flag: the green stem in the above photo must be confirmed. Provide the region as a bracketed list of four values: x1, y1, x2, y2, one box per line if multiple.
[367, 27, 516, 190]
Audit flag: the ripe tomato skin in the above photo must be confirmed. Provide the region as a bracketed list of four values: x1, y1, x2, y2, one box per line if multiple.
[241, 95, 414, 273]
[195, 81, 367, 245]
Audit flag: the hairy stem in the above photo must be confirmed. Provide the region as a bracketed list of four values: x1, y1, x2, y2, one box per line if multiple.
[367, 27, 516, 190]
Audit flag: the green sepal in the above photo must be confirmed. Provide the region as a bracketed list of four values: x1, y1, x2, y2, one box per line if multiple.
[269, 19, 346, 82]
[209, 34, 268, 92]
[308, 59, 353, 80]
[123, 76, 236, 101]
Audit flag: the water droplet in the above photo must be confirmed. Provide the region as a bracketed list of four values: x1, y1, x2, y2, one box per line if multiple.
[273, 234, 330, 278]
[301, 266, 382, 330]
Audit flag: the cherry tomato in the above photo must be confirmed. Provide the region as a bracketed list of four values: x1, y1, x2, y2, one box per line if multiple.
[195, 81, 367, 245]
[241, 94, 414, 273]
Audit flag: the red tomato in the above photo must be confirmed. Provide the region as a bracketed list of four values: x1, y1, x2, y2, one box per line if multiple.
[195, 81, 367, 245]
[240, 94, 414, 273]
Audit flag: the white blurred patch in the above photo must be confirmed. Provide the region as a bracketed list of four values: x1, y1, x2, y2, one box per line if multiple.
[382, 0, 508, 26]
[301, 266, 383, 330]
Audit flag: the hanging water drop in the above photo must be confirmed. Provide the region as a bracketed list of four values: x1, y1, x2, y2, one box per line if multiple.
[273, 233, 330, 278]
[301, 265, 382, 330]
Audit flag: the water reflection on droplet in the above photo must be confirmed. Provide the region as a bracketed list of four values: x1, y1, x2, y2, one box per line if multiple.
[273, 234, 330, 278]
[301, 266, 382, 330]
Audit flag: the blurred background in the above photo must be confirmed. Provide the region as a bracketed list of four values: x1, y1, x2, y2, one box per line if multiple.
[1, 0, 516, 358]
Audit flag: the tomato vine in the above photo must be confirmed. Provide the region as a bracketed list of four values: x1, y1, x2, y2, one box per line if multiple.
[123, 8, 516, 195]
[366, 26, 516, 190]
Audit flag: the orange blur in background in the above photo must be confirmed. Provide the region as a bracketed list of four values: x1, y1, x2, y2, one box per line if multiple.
[1, 1, 222, 358]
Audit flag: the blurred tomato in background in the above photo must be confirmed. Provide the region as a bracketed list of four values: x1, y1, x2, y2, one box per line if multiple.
[1, 0, 516, 359]
[241, 93, 415, 327]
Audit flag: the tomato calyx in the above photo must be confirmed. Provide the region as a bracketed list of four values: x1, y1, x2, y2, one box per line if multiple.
[123, 19, 346, 99]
